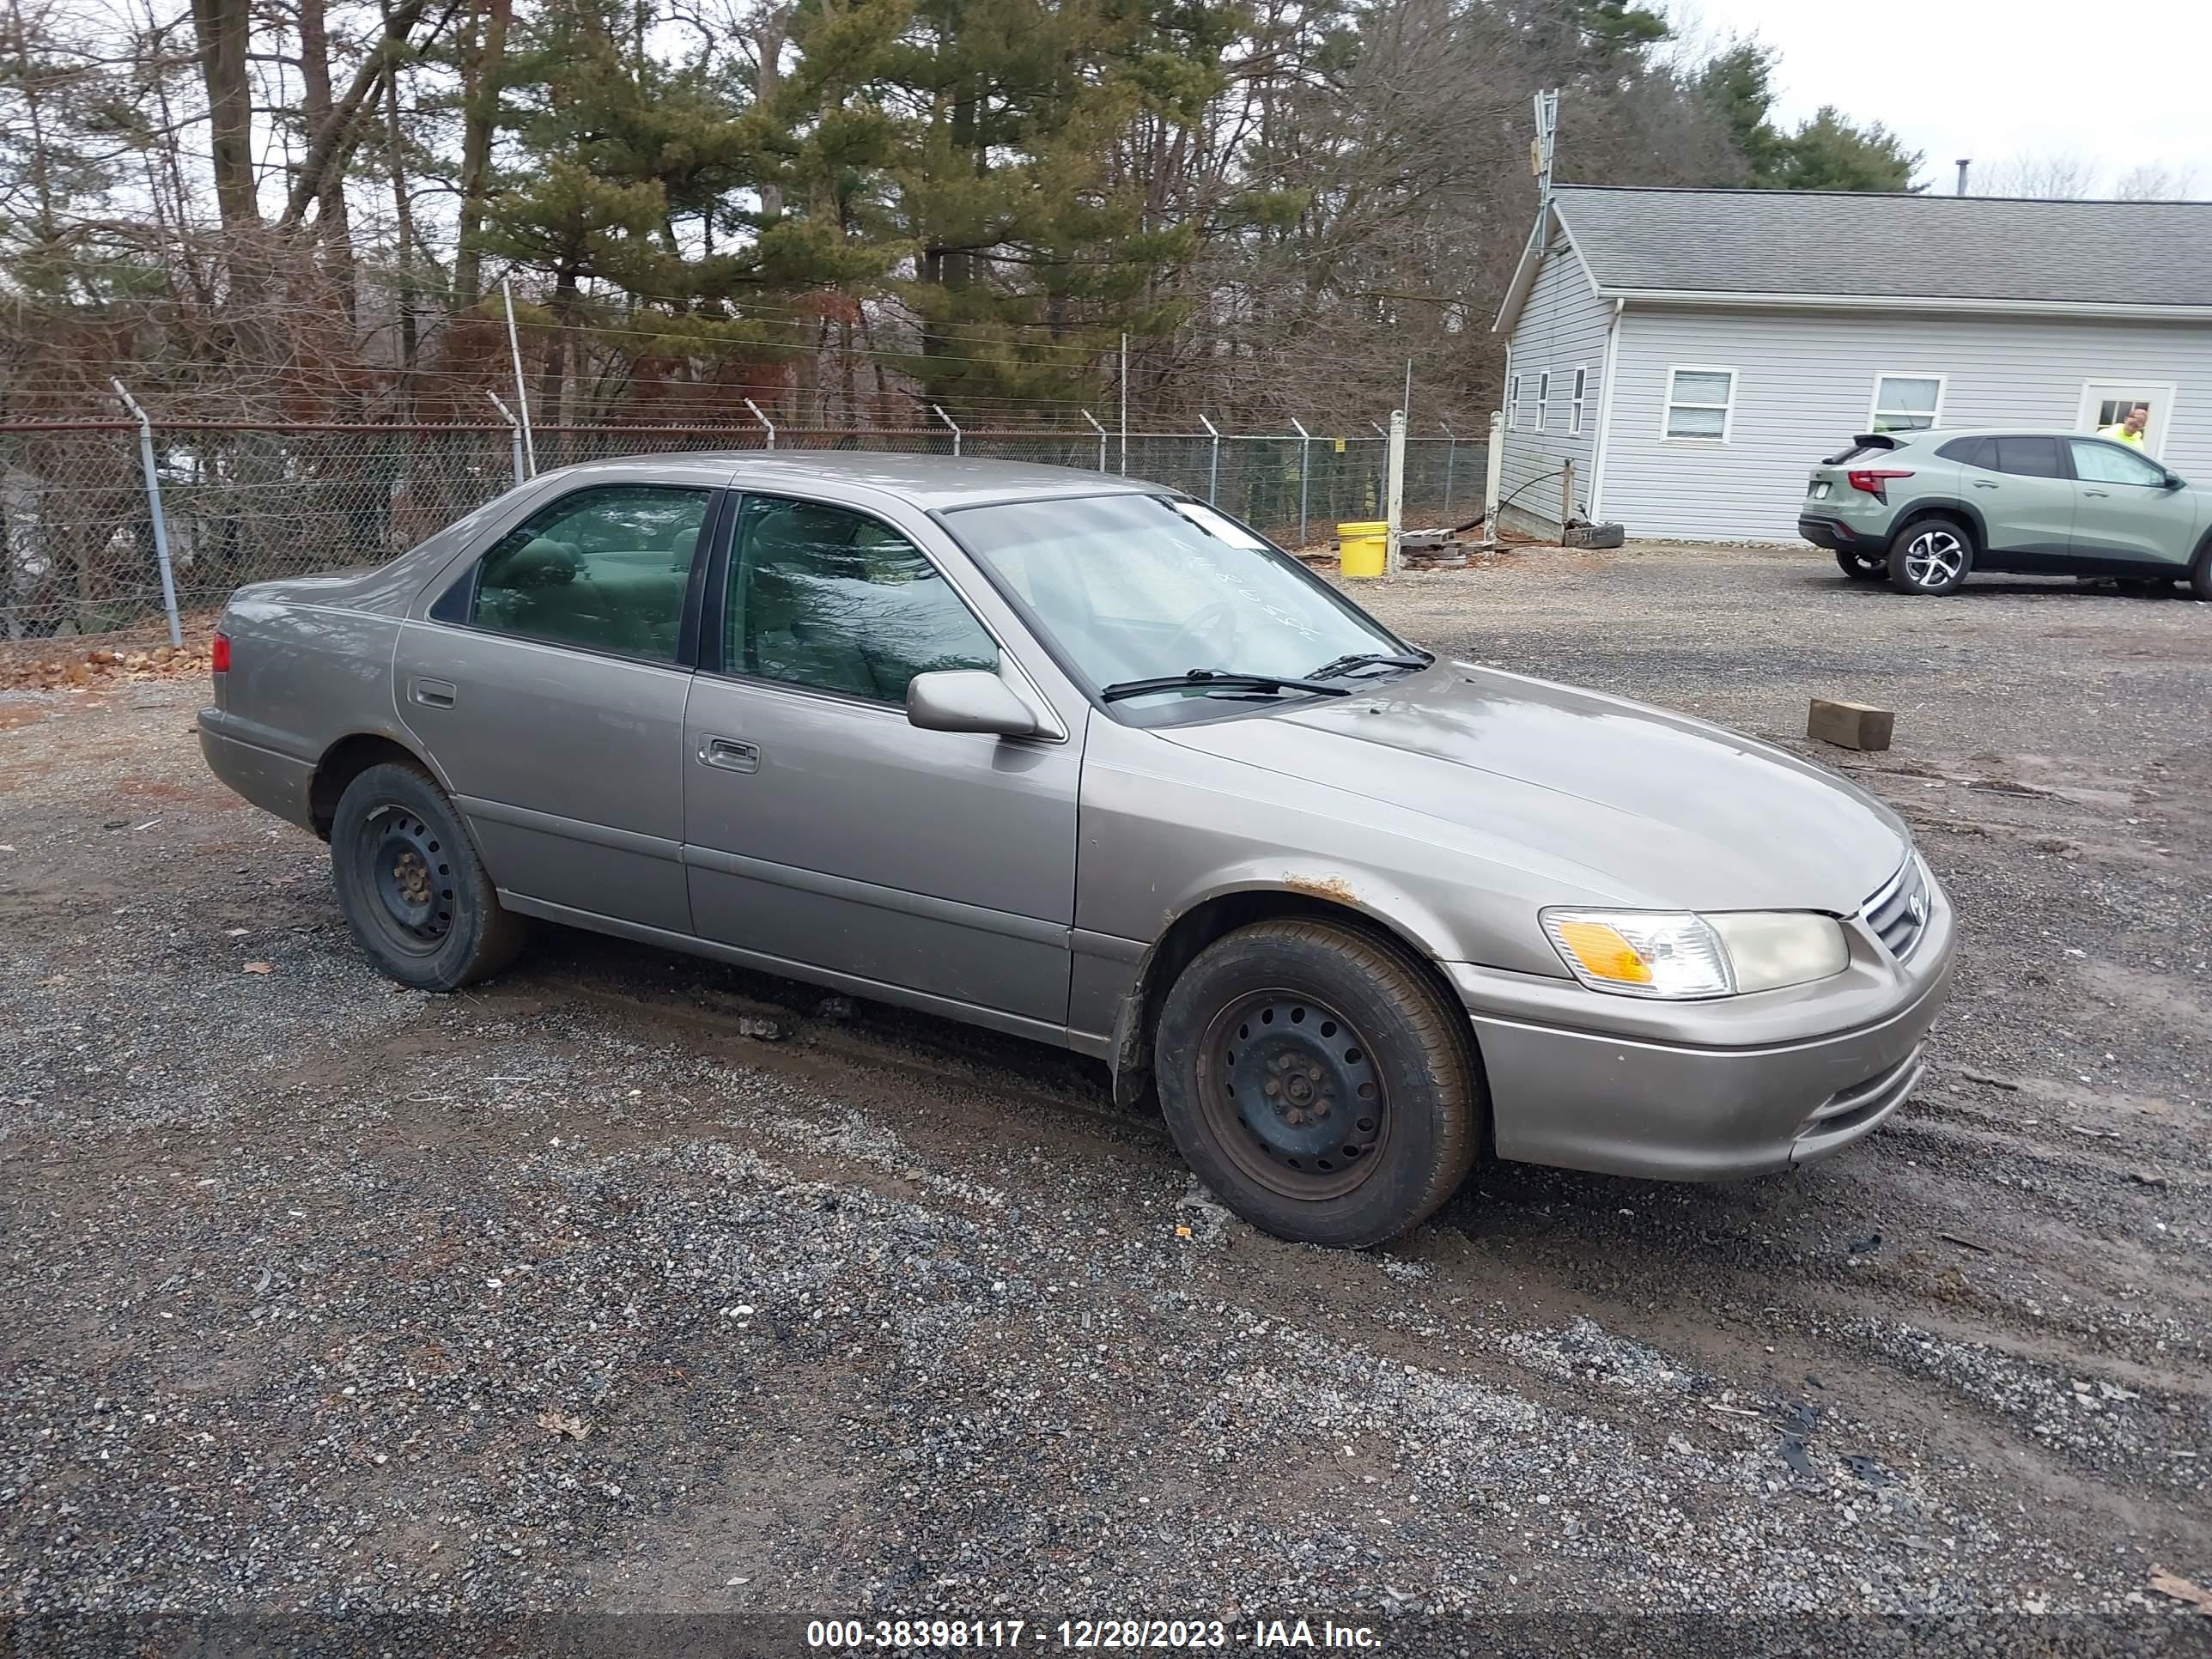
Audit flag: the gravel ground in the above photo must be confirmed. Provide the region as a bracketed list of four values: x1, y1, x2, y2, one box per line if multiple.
[3, 541, 2209, 1654]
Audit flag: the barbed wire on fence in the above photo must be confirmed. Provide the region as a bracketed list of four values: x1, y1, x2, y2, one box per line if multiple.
[0, 416, 1485, 643]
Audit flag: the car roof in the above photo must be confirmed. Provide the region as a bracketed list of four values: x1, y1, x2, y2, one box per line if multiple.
[1880, 428, 2121, 442]
[573, 448, 1167, 510]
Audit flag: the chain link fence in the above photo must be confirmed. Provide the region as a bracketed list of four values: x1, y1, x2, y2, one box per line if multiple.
[1, 418, 1485, 641]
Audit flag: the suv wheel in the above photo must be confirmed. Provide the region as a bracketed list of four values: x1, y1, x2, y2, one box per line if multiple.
[2190, 544, 2212, 602]
[331, 761, 529, 989]
[1834, 549, 1887, 581]
[1153, 918, 1483, 1249]
[1887, 517, 1973, 596]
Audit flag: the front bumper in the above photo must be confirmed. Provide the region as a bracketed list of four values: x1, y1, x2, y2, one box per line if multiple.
[1447, 872, 1955, 1181]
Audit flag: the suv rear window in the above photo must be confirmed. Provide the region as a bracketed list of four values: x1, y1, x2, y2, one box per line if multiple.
[1992, 436, 2065, 479]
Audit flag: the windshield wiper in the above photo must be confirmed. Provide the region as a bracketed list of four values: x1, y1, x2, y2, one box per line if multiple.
[1099, 669, 1355, 704]
[1306, 650, 1430, 681]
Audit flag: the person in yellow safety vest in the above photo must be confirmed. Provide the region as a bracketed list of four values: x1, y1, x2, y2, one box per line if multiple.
[2099, 404, 2150, 446]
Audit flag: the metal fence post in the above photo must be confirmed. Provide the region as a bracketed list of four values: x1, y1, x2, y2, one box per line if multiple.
[1081, 409, 1108, 474]
[932, 404, 963, 457]
[485, 390, 526, 485]
[1440, 422, 1457, 517]
[1289, 417, 1312, 545]
[744, 398, 776, 450]
[501, 277, 537, 477]
[109, 380, 183, 647]
[1199, 414, 1220, 505]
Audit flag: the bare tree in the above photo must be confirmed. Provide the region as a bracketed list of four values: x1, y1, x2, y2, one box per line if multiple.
[2113, 161, 2198, 202]
[1979, 151, 2101, 200]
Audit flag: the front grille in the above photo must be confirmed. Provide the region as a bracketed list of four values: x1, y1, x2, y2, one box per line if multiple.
[1861, 854, 1931, 962]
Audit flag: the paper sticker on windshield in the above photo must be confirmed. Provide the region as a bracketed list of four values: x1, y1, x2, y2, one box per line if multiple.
[1170, 501, 1268, 550]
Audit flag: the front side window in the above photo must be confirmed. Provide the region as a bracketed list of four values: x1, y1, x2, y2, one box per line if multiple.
[1870, 374, 1943, 432]
[949, 493, 1412, 725]
[2069, 438, 2166, 486]
[471, 484, 709, 662]
[1663, 368, 1735, 441]
[724, 495, 996, 703]
[1993, 436, 2065, 479]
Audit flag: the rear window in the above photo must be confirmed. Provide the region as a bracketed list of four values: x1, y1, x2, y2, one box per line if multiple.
[1993, 435, 2065, 479]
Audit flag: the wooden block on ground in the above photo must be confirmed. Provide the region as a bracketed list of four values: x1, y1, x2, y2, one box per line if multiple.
[1808, 698, 1893, 751]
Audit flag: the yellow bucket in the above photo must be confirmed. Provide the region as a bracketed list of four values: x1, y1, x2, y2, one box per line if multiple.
[1338, 520, 1388, 578]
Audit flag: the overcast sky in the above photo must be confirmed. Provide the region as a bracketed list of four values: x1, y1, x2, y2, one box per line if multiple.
[1668, 1, 2210, 198]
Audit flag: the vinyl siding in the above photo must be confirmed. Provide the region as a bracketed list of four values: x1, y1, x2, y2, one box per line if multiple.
[1600, 305, 2212, 541]
[1500, 234, 1610, 532]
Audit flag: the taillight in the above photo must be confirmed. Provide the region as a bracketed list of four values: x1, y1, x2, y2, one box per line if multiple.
[1846, 468, 1914, 502]
[210, 633, 231, 673]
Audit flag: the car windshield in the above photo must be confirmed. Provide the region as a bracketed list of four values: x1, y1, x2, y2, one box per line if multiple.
[945, 494, 1418, 720]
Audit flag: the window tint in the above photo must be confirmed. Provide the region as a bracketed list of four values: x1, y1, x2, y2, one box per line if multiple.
[1992, 436, 2064, 480]
[2069, 438, 2166, 486]
[1936, 436, 1993, 467]
[726, 495, 996, 703]
[471, 485, 709, 661]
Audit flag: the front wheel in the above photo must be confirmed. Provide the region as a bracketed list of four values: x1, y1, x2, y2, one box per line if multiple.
[331, 761, 529, 989]
[2189, 544, 2212, 601]
[1154, 918, 1483, 1249]
[1834, 548, 1887, 581]
[1887, 517, 1973, 595]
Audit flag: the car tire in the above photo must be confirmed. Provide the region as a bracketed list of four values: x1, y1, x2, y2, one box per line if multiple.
[330, 761, 528, 990]
[1887, 517, 1973, 596]
[2189, 544, 2212, 601]
[1834, 549, 1887, 581]
[1153, 918, 1483, 1249]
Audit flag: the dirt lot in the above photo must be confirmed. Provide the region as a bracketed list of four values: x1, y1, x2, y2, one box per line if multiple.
[3, 542, 2209, 1650]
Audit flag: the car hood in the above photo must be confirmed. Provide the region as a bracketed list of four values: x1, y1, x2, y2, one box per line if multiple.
[1156, 661, 1910, 914]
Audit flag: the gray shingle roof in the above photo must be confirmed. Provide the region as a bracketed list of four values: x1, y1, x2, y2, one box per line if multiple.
[1550, 184, 2212, 308]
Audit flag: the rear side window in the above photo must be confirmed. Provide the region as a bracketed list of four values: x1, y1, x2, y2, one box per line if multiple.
[470, 484, 710, 663]
[1936, 436, 1993, 467]
[1992, 436, 2065, 479]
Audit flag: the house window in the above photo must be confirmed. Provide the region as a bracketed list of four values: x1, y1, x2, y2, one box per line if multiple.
[1507, 375, 1521, 430]
[1662, 367, 1735, 441]
[1869, 374, 1945, 432]
[1536, 372, 1550, 431]
[1571, 368, 1588, 436]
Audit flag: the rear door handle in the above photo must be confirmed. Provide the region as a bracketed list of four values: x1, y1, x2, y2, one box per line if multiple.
[2083, 489, 2111, 497]
[411, 678, 457, 708]
[1972, 481, 1999, 489]
[699, 735, 759, 773]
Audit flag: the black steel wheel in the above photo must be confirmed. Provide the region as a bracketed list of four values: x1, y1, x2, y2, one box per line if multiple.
[1156, 917, 1483, 1248]
[331, 761, 527, 989]
[1834, 548, 1886, 581]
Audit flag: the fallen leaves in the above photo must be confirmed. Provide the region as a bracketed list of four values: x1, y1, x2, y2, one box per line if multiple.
[536, 1409, 592, 1442]
[2149, 1566, 2212, 1614]
[242, 961, 274, 975]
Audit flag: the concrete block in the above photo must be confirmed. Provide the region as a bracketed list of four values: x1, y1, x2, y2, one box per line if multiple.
[1808, 698, 1893, 751]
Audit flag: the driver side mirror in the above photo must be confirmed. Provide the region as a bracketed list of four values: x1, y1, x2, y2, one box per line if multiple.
[2162, 471, 2186, 489]
[907, 670, 1041, 738]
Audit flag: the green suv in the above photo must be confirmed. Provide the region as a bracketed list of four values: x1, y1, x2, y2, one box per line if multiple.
[1797, 428, 2212, 599]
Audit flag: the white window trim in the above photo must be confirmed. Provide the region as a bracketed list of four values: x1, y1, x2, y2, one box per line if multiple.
[1866, 371, 1948, 434]
[1570, 366, 1589, 436]
[1508, 374, 1522, 430]
[2073, 379, 2178, 459]
[1536, 371, 1550, 431]
[1660, 365, 1737, 443]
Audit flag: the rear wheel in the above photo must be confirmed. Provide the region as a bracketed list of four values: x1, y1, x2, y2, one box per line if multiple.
[331, 762, 528, 989]
[1834, 548, 1887, 581]
[1887, 517, 1973, 596]
[1154, 918, 1482, 1249]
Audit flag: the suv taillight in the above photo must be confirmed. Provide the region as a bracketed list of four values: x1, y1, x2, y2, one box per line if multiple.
[1846, 468, 1914, 502]
[211, 633, 231, 673]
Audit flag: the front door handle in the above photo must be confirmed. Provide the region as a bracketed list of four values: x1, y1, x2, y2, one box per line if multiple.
[412, 678, 457, 708]
[2083, 489, 2111, 497]
[699, 735, 759, 774]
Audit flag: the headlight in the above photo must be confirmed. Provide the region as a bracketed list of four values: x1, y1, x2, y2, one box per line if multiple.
[1542, 908, 1849, 1000]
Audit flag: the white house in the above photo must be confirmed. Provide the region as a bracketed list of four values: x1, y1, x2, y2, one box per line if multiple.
[1492, 185, 2212, 542]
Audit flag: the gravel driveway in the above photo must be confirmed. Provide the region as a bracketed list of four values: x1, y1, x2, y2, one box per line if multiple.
[3, 542, 2209, 1651]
